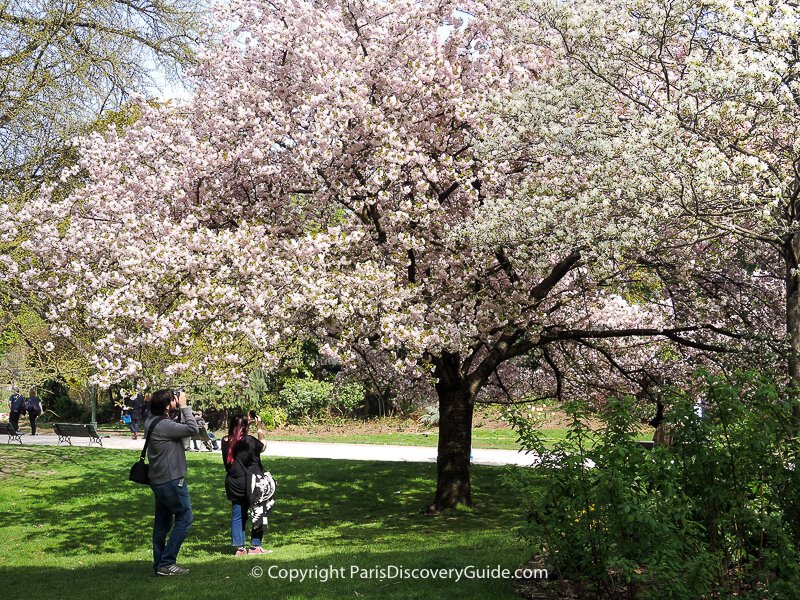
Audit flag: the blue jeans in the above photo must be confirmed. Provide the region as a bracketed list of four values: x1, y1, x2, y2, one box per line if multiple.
[231, 501, 262, 547]
[151, 478, 193, 571]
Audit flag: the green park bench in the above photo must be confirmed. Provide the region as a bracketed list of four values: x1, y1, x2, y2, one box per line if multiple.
[53, 422, 104, 447]
[0, 423, 22, 444]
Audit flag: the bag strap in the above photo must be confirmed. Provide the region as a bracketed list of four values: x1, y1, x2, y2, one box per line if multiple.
[138, 417, 165, 462]
[235, 453, 264, 472]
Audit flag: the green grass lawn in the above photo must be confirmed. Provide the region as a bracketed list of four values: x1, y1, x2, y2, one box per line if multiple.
[0, 446, 531, 600]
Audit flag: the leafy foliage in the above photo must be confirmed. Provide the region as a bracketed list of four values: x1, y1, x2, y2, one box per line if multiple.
[255, 404, 288, 429]
[278, 378, 334, 422]
[331, 380, 366, 414]
[41, 378, 83, 421]
[506, 371, 800, 598]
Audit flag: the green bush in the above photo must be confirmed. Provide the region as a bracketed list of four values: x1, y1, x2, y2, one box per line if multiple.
[40, 378, 83, 421]
[506, 371, 800, 599]
[331, 380, 365, 414]
[275, 377, 365, 423]
[257, 405, 288, 429]
[279, 378, 334, 421]
[245, 369, 274, 408]
[183, 372, 364, 426]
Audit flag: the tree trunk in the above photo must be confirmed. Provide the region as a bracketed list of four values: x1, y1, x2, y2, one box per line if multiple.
[432, 354, 474, 511]
[786, 242, 800, 423]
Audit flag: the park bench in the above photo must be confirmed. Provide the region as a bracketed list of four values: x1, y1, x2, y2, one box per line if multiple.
[53, 422, 104, 447]
[0, 423, 22, 444]
[635, 440, 655, 450]
[190, 425, 217, 451]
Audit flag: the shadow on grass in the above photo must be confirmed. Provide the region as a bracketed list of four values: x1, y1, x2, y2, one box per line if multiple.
[0, 447, 526, 561]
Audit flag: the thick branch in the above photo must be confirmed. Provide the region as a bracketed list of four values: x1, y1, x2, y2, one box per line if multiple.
[530, 250, 581, 302]
[539, 325, 738, 353]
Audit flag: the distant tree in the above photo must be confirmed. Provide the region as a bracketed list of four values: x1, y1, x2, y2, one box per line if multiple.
[0, 0, 201, 200]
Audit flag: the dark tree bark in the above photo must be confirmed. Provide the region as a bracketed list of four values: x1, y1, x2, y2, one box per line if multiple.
[432, 352, 475, 510]
[784, 238, 800, 423]
[429, 252, 582, 511]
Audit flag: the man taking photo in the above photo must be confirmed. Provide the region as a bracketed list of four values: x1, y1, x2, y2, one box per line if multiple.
[144, 389, 198, 576]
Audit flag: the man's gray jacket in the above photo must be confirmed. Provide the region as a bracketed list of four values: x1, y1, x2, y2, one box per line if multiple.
[144, 407, 199, 485]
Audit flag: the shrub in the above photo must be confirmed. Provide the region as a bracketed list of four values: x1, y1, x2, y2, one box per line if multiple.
[331, 380, 365, 415]
[278, 378, 334, 421]
[40, 378, 83, 421]
[245, 369, 274, 407]
[275, 377, 365, 423]
[257, 405, 288, 429]
[419, 405, 439, 428]
[505, 371, 800, 599]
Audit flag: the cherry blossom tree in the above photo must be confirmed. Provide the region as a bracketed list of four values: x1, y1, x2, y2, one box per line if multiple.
[0, 0, 751, 509]
[504, 0, 800, 399]
[0, 0, 205, 388]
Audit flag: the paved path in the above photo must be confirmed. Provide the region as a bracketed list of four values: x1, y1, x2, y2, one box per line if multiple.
[9, 432, 538, 467]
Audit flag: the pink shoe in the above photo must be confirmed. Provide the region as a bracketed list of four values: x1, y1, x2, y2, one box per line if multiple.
[235, 547, 247, 556]
[248, 547, 272, 555]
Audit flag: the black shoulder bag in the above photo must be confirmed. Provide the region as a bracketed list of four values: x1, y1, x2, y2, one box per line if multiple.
[129, 417, 164, 485]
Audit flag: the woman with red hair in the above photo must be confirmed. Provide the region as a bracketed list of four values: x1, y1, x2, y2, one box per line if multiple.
[221, 413, 269, 555]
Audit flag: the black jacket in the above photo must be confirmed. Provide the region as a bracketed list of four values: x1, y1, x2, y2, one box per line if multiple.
[221, 435, 265, 502]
